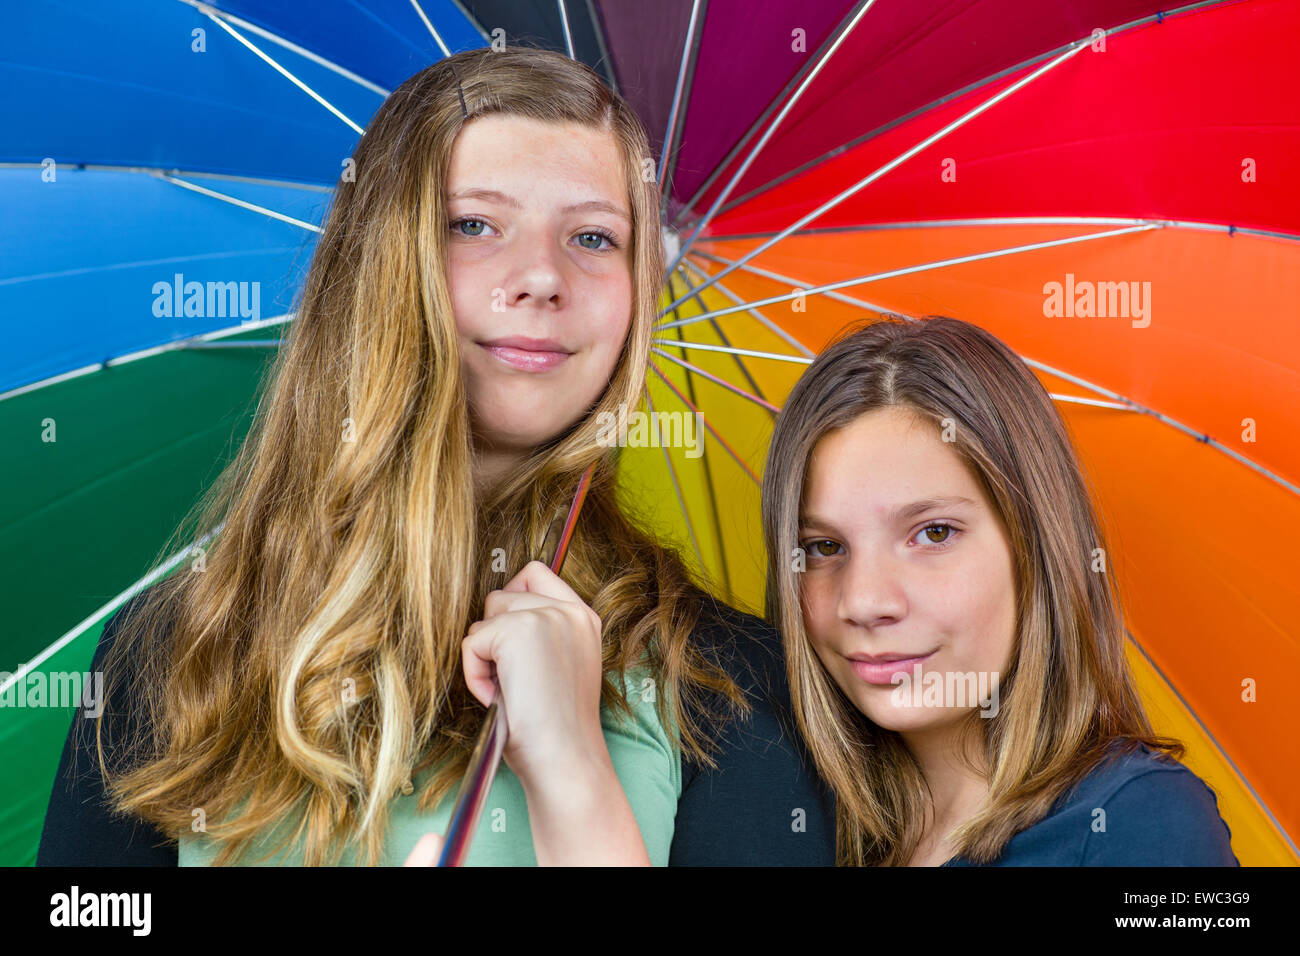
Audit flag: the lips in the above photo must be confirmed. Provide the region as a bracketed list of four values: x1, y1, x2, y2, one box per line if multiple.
[478, 336, 572, 372]
[848, 652, 932, 664]
[480, 336, 572, 353]
[847, 650, 936, 685]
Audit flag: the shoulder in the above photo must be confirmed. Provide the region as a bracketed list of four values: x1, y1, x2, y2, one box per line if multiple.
[687, 593, 787, 699]
[94, 583, 175, 666]
[669, 594, 836, 865]
[1072, 742, 1239, 866]
[36, 583, 181, 866]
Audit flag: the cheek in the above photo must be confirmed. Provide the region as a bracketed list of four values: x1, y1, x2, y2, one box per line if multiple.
[579, 281, 633, 378]
[798, 574, 841, 661]
[593, 279, 633, 344]
[940, 536, 1017, 670]
[446, 261, 486, 337]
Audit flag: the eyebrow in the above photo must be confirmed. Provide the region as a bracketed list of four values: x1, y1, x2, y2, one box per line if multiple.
[799, 496, 977, 528]
[448, 187, 630, 222]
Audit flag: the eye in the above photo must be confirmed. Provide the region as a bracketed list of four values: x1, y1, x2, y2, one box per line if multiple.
[800, 538, 843, 559]
[575, 228, 619, 251]
[450, 217, 494, 238]
[913, 523, 958, 548]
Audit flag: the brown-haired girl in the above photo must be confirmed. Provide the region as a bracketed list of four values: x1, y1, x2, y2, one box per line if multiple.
[761, 315, 1236, 866]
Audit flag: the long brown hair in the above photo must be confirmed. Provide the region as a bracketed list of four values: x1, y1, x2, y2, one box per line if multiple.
[92, 46, 747, 866]
[761, 315, 1183, 866]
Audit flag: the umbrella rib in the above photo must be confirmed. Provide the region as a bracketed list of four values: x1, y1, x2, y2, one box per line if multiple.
[658, 39, 1089, 316]
[447, 0, 492, 44]
[1124, 629, 1300, 858]
[1045, 394, 1129, 410]
[651, 324, 1118, 413]
[0, 525, 223, 697]
[674, 248, 1300, 501]
[0, 314, 295, 403]
[0, 162, 334, 192]
[657, 224, 1158, 330]
[648, 361, 760, 486]
[657, 0, 706, 215]
[156, 173, 323, 232]
[685, 216, 1300, 245]
[179, 339, 282, 349]
[685, 247, 911, 318]
[676, 255, 816, 355]
[666, 0, 879, 277]
[670, 264, 772, 408]
[650, 348, 780, 413]
[581, 0, 620, 94]
[663, 272, 734, 595]
[203, 11, 364, 134]
[408, 0, 453, 56]
[671, 0, 878, 228]
[174, 0, 391, 96]
[556, 0, 576, 59]
[640, 385, 708, 582]
[681, 0, 1242, 222]
[650, 340, 812, 365]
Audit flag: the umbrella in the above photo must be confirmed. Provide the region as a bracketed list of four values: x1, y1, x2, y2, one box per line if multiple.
[629, 0, 1300, 867]
[2, 0, 1296, 867]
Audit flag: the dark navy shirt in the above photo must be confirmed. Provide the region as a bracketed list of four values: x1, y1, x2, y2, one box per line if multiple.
[671, 598, 837, 865]
[37, 588, 836, 866]
[943, 741, 1239, 866]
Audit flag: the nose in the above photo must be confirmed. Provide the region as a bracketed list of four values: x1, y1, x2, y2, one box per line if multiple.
[501, 232, 566, 310]
[835, 545, 908, 629]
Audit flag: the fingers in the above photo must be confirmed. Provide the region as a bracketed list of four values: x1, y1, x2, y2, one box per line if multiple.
[483, 588, 554, 618]
[503, 559, 582, 602]
[403, 831, 445, 867]
[461, 621, 501, 707]
[487, 564, 601, 634]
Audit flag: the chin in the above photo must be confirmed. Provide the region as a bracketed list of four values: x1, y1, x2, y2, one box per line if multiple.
[860, 706, 942, 735]
[861, 698, 977, 736]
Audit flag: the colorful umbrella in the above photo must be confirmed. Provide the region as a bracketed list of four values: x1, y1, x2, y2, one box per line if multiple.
[628, 0, 1300, 867]
[3, 0, 1295, 867]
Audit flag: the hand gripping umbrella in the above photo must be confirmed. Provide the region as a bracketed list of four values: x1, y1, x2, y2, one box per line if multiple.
[437, 461, 596, 866]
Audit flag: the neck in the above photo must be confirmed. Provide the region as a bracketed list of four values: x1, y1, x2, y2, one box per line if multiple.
[901, 718, 989, 830]
[472, 441, 525, 498]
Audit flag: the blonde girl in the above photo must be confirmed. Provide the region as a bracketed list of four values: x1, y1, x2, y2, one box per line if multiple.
[39, 47, 833, 868]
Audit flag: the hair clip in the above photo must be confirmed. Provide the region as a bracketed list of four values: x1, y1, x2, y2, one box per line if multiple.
[446, 59, 469, 120]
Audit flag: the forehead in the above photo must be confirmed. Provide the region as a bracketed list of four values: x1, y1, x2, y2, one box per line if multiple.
[803, 407, 982, 511]
[447, 114, 627, 207]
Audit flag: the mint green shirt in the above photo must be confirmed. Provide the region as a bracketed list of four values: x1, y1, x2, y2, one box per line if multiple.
[178, 667, 681, 865]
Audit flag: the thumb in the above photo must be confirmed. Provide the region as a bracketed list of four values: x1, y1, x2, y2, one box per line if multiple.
[403, 831, 446, 867]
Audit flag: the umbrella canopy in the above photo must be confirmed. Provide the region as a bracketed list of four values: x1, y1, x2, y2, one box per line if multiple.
[2, 0, 1295, 866]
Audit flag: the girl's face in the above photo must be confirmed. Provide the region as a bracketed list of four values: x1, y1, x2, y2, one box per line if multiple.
[445, 114, 634, 472]
[796, 405, 1017, 738]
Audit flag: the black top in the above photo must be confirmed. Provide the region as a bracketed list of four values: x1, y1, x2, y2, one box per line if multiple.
[37, 589, 179, 866]
[37, 588, 836, 866]
[670, 596, 836, 865]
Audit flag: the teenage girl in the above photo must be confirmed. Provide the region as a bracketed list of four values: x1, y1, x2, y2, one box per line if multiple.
[38, 47, 832, 867]
[760, 315, 1237, 866]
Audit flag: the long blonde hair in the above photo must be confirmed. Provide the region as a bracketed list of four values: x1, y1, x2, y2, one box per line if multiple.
[761, 315, 1183, 866]
[93, 46, 747, 866]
